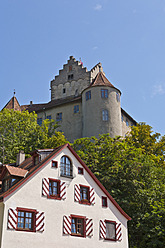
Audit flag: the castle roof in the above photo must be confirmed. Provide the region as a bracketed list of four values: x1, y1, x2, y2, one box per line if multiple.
[90, 72, 121, 94]
[2, 96, 22, 111]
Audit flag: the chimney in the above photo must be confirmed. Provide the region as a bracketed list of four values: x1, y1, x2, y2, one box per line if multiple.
[16, 151, 25, 166]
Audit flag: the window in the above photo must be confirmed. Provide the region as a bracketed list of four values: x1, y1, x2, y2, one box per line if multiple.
[116, 92, 120, 102]
[60, 156, 72, 177]
[126, 119, 129, 126]
[3, 177, 17, 192]
[86, 90, 91, 101]
[102, 109, 108, 121]
[105, 221, 116, 240]
[80, 185, 90, 204]
[33, 155, 39, 166]
[69, 65, 72, 71]
[37, 118, 42, 126]
[71, 216, 85, 237]
[68, 74, 73, 80]
[63, 88, 66, 94]
[102, 196, 107, 207]
[78, 167, 83, 175]
[101, 89, 108, 98]
[56, 112, 62, 121]
[74, 105, 79, 113]
[52, 160, 58, 168]
[49, 179, 60, 198]
[46, 115, 51, 121]
[121, 114, 124, 122]
[17, 209, 36, 232]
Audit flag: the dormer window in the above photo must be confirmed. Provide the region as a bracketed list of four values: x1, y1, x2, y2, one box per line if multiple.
[33, 154, 39, 166]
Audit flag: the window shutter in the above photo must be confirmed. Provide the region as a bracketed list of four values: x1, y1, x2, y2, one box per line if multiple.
[42, 178, 49, 197]
[100, 220, 106, 239]
[90, 187, 95, 205]
[63, 216, 71, 235]
[60, 181, 66, 200]
[36, 212, 45, 232]
[7, 208, 17, 230]
[116, 222, 122, 241]
[74, 184, 80, 202]
[86, 218, 93, 237]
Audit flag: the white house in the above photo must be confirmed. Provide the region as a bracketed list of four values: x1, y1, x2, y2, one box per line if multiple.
[0, 144, 131, 248]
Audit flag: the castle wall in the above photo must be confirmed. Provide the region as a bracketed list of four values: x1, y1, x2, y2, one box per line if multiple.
[82, 86, 122, 139]
[37, 100, 82, 142]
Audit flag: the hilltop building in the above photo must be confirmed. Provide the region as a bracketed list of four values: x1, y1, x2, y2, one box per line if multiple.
[3, 56, 136, 142]
[0, 144, 131, 248]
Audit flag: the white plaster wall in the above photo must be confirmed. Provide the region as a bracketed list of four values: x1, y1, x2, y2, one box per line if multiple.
[1, 147, 129, 248]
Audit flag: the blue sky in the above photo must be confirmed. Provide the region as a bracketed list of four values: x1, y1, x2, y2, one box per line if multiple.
[0, 0, 165, 136]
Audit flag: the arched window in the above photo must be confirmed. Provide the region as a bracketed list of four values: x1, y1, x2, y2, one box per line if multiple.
[60, 156, 72, 177]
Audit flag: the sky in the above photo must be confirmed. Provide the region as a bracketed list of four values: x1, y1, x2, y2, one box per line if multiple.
[0, 0, 165, 136]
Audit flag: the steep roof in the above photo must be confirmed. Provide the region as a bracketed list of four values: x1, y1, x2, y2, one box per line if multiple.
[5, 165, 28, 177]
[0, 144, 131, 221]
[90, 72, 121, 94]
[2, 96, 21, 111]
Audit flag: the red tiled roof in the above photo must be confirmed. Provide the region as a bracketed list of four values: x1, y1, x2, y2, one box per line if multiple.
[2, 96, 21, 111]
[6, 165, 28, 177]
[89, 72, 121, 94]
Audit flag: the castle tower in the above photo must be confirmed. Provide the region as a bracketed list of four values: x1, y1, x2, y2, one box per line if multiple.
[82, 72, 122, 138]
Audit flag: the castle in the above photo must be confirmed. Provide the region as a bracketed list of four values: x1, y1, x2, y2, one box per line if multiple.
[3, 56, 136, 142]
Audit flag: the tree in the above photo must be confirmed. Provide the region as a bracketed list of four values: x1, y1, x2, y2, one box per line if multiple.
[72, 127, 165, 248]
[0, 109, 68, 164]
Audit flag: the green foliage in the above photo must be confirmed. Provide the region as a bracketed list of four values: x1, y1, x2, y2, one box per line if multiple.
[0, 109, 68, 164]
[72, 124, 165, 248]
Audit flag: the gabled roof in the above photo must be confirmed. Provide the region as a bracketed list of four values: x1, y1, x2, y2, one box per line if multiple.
[0, 144, 131, 221]
[2, 96, 22, 111]
[90, 72, 121, 94]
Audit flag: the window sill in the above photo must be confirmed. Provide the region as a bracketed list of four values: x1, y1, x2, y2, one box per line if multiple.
[60, 174, 73, 179]
[105, 238, 117, 241]
[47, 195, 61, 200]
[16, 228, 35, 232]
[71, 233, 85, 238]
[79, 200, 91, 205]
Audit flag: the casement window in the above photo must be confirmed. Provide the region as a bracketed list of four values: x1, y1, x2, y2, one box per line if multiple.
[46, 115, 51, 121]
[100, 220, 122, 241]
[102, 109, 108, 121]
[56, 112, 62, 122]
[86, 90, 91, 101]
[74, 105, 79, 113]
[42, 178, 66, 200]
[60, 156, 73, 177]
[71, 216, 85, 237]
[126, 119, 129, 126]
[78, 167, 83, 175]
[63, 215, 93, 237]
[121, 114, 124, 122]
[52, 160, 58, 168]
[116, 92, 120, 102]
[37, 118, 42, 126]
[7, 208, 44, 232]
[80, 185, 90, 204]
[74, 184, 95, 205]
[101, 89, 108, 98]
[49, 179, 60, 198]
[2, 177, 17, 192]
[102, 196, 107, 207]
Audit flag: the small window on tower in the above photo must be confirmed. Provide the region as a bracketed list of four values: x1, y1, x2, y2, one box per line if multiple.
[68, 74, 74, 80]
[69, 65, 72, 71]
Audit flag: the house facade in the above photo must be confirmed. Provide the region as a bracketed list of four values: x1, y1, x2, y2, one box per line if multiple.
[0, 144, 131, 248]
[3, 56, 136, 142]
